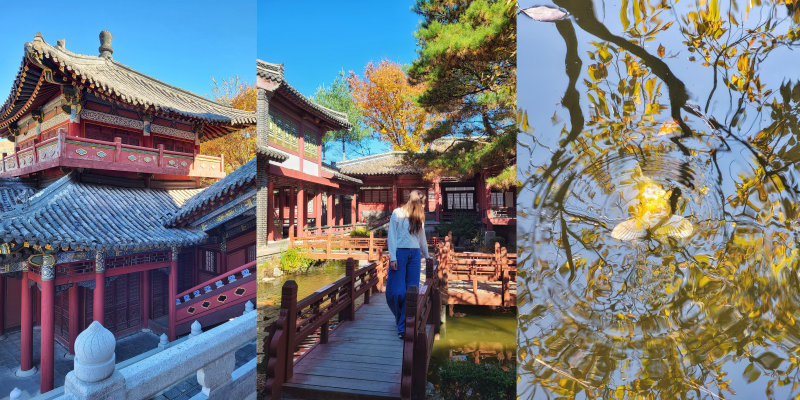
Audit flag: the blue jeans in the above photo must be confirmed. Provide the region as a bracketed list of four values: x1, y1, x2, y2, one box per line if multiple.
[386, 248, 421, 334]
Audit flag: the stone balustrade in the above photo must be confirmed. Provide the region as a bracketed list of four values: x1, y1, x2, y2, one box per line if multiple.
[13, 300, 256, 400]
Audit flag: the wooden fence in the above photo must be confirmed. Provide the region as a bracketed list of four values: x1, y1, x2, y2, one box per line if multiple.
[402, 258, 442, 400]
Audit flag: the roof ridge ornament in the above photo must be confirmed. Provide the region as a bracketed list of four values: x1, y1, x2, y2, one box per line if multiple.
[33, 32, 44, 43]
[98, 31, 113, 59]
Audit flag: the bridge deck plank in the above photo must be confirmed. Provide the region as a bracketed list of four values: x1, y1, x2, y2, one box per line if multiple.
[284, 292, 403, 400]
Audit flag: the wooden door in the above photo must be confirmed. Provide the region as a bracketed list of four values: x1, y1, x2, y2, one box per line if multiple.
[177, 251, 194, 293]
[152, 270, 169, 320]
[53, 289, 69, 342]
[103, 273, 142, 334]
[4, 276, 22, 330]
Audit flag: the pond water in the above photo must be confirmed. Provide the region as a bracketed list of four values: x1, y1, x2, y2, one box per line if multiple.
[428, 304, 517, 385]
[518, 0, 800, 398]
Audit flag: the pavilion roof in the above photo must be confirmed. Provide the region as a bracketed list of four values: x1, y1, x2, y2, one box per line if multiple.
[0, 177, 38, 213]
[165, 157, 256, 228]
[335, 152, 424, 176]
[0, 173, 206, 251]
[256, 60, 352, 131]
[0, 33, 255, 141]
[322, 162, 363, 185]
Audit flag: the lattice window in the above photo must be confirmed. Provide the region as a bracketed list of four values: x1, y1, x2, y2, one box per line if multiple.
[247, 245, 256, 264]
[304, 132, 318, 158]
[56, 261, 95, 277]
[268, 111, 299, 151]
[85, 123, 142, 146]
[203, 250, 218, 274]
[491, 192, 504, 207]
[105, 252, 170, 269]
[361, 189, 394, 204]
[428, 189, 435, 202]
[447, 192, 474, 210]
[154, 136, 193, 154]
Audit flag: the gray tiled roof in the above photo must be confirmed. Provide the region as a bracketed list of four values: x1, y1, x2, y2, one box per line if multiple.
[256, 60, 352, 130]
[0, 173, 206, 251]
[335, 152, 424, 176]
[165, 157, 256, 227]
[1, 34, 255, 133]
[321, 162, 363, 185]
[257, 145, 289, 162]
[0, 178, 37, 213]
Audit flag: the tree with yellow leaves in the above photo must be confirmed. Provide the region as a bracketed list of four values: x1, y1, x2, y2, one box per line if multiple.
[347, 59, 442, 152]
[200, 76, 256, 173]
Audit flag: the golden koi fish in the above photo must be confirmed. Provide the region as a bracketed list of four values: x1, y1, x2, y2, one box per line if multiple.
[611, 164, 693, 241]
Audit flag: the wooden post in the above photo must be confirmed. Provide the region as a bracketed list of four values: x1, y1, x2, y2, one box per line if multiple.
[428, 258, 442, 335]
[114, 137, 122, 162]
[392, 179, 398, 209]
[40, 257, 56, 393]
[168, 248, 179, 341]
[157, 144, 164, 167]
[434, 178, 441, 222]
[326, 231, 332, 259]
[340, 258, 356, 322]
[267, 181, 275, 241]
[68, 284, 79, 355]
[368, 231, 374, 261]
[401, 285, 418, 400]
[351, 192, 358, 226]
[376, 249, 385, 293]
[288, 226, 294, 249]
[315, 190, 322, 229]
[265, 280, 297, 400]
[32, 139, 39, 164]
[20, 271, 34, 375]
[142, 269, 151, 331]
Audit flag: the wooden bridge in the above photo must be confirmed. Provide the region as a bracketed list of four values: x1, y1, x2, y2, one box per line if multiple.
[263, 255, 441, 400]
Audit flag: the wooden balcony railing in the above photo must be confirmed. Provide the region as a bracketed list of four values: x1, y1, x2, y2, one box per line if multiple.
[302, 223, 367, 237]
[401, 258, 442, 400]
[0, 134, 225, 178]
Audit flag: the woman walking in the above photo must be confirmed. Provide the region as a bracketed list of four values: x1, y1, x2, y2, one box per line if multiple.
[386, 190, 432, 339]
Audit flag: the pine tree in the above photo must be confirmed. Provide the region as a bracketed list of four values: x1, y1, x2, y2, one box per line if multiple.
[408, 0, 517, 189]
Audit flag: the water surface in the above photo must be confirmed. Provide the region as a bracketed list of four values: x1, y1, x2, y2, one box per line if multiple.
[518, 0, 800, 398]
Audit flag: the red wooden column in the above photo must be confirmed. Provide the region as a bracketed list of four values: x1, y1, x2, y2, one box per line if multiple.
[314, 190, 322, 229]
[434, 178, 441, 222]
[392, 179, 398, 209]
[40, 255, 56, 393]
[267, 181, 275, 241]
[351, 193, 358, 225]
[19, 270, 35, 376]
[142, 270, 151, 332]
[278, 188, 285, 238]
[168, 246, 180, 341]
[288, 187, 296, 237]
[297, 182, 306, 236]
[0, 274, 4, 340]
[93, 252, 105, 325]
[68, 284, 79, 355]
[326, 191, 334, 227]
[484, 175, 493, 231]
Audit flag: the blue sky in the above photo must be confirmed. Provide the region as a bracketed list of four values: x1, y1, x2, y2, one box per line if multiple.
[0, 0, 255, 143]
[257, 0, 423, 161]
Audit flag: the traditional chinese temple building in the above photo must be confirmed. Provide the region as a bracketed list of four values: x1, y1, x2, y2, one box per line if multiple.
[256, 60, 363, 256]
[0, 32, 257, 394]
[335, 143, 517, 242]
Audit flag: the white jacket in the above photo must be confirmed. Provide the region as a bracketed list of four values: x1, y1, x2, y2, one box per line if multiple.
[387, 207, 430, 262]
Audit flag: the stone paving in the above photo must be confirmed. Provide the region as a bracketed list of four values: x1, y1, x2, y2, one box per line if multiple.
[0, 328, 159, 399]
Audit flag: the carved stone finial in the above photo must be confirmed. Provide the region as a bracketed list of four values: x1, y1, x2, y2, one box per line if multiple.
[57, 39, 65, 48]
[98, 31, 113, 59]
[33, 33, 44, 43]
[244, 300, 254, 314]
[190, 320, 202, 337]
[10, 388, 21, 400]
[74, 321, 116, 382]
[158, 333, 169, 349]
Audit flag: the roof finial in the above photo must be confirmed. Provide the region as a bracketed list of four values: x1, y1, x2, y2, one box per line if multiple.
[98, 31, 113, 59]
[57, 39, 65, 49]
[33, 32, 44, 42]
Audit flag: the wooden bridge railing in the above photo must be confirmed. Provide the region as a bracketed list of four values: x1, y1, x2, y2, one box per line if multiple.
[288, 231, 446, 261]
[401, 257, 441, 400]
[264, 253, 391, 400]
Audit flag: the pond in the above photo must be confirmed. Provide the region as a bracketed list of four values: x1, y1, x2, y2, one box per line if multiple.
[517, 0, 800, 398]
[428, 304, 517, 385]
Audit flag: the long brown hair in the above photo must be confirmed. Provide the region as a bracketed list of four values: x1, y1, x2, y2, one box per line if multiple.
[402, 190, 425, 234]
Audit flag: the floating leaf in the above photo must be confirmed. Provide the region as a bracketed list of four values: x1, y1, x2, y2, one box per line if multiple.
[657, 44, 665, 58]
[520, 5, 570, 22]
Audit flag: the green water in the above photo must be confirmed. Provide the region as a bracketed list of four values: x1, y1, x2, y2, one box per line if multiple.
[428, 305, 517, 385]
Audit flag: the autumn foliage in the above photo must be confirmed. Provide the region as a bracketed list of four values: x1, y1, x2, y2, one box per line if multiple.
[347, 60, 442, 152]
[200, 76, 256, 173]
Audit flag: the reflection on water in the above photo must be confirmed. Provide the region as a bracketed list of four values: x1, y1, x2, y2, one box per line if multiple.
[428, 305, 517, 384]
[518, 0, 800, 397]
